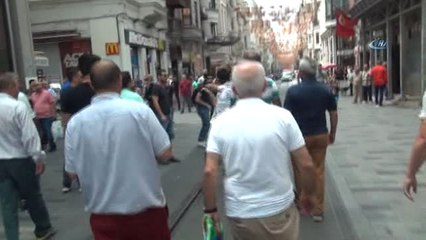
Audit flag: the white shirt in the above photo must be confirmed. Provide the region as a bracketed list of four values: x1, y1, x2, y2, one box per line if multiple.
[207, 98, 305, 218]
[18, 92, 35, 119]
[0, 93, 45, 161]
[65, 93, 171, 214]
[212, 82, 234, 119]
[419, 91, 426, 119]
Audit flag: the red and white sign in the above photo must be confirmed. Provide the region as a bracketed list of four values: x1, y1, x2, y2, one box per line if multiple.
[59, 40, 92, 77]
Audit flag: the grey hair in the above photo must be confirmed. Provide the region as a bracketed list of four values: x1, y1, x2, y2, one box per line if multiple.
[0, 72, 19, 91]
[299, 57, 317, 75]
[232, 61, 266, 98]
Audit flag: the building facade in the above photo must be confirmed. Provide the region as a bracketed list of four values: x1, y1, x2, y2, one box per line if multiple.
[30, 0, 169, 83]
[1, 0, 37, 87]
[350, 0, 424, 98]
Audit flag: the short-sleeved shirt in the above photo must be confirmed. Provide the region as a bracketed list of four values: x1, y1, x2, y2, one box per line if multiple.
[284, 80, 337, 136]
[261, 77, 279, 104]
[30, 89, 56, 118]
[370, 65, 387, 86]
[120, 88, 144, 103]
[212, 82, 234, 119]
[65, 93, 170, 214]
[61, 83, 95, 115]
[207, 98, 305, 218]
[419, 91, 426, 119]
[150, 84, 171, 116]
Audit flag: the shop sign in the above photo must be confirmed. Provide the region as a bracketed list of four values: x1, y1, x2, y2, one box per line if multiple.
[105, 42, 120, 55]
[368, 39, 387, 50]
[125, 30, 158, 49]
[59, 39, 91, 77]
[35, 56, 49, 67]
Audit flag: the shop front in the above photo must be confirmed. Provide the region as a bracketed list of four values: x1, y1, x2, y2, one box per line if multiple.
[124, 30, 167, 80]
[351, 0, 423, 98]
[33, 37, 92, 83]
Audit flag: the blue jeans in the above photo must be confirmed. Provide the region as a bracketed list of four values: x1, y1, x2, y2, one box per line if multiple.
[374, 85, 386, 106]
[38, 117, 56, 149]
[197, 106, 210, 142]
[158, 114, 174, 141]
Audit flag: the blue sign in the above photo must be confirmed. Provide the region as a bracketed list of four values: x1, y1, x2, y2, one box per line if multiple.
[369, 39, 387, 50]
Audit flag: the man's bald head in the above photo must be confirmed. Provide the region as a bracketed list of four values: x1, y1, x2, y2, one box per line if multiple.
[90, 60, 122, 92]
[232, 61, 266, 98]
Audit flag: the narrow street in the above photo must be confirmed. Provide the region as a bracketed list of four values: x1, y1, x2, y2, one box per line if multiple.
[1, 97, 426, 239]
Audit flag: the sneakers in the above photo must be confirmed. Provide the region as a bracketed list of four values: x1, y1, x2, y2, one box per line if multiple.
[62, 187, 71, 193]
[312, 214, 324, 222]
[197, 141, 206, 148]
[36, 228, 56, 240]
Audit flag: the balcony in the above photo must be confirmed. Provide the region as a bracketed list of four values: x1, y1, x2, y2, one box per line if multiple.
[182, 24, 203, 41]
[133, 1, 167, 25]
[206, 32, 240, 46]
[166, 0, 189, 8]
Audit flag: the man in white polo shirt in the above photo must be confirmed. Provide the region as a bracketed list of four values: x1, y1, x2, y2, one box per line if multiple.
[202, 61, 317, 240]
[65, 60, 174, 239]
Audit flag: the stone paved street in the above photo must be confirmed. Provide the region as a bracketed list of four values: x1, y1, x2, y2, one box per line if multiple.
[327, 97, 426, 240]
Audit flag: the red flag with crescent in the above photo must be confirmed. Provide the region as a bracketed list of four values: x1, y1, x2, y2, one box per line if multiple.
[336, 9, 357, 38]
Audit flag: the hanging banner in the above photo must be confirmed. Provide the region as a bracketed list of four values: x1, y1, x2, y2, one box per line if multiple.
[59, 39, 92, 77]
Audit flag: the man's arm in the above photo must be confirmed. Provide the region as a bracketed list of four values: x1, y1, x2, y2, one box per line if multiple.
[203, 152, 220, 210]
[146, 108, 173, 164]
[152, 95, 166, 120]
[328, 111, 338, 144]
[291, 147, 316, 197]
[403, 120, 426, 201]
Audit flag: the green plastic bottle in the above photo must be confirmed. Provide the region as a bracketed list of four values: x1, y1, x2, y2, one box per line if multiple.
[202, 214, 223, 240]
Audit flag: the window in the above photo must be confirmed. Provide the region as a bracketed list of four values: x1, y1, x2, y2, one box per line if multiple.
[316, 32, 320, 44]
[210, 0, 216, 9]
[182, 8, 192, 26]
[194, 1, 199, 27]
[0, 1, 13, 72]
[210, 22, 218, 37]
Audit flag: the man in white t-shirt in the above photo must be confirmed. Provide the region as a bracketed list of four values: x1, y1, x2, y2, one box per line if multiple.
[65, 60, 174, 239]
[202, 61, 316, 240]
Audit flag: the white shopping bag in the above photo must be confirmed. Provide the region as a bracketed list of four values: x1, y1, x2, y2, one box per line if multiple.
[51, 120, 64, 141]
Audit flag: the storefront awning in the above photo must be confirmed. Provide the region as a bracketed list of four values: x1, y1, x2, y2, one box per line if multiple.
[33, 30, 81, 44]
[349, 0, 382, 18]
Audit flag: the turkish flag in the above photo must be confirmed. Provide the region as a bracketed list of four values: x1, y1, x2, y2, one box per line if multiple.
[336, 9, 357, 38]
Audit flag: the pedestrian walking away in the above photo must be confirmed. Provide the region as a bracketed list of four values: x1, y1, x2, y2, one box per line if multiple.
[0, 72, 55, 240]
[60, 54, 101, 193]
[370, 62, 387, 107]
[30, 82, 57, 152]
[361, 64, 372, 103]
[284, 57, 338, 222]
[64, 60, 176, 240]
[203, 61, 317, 240]
[179, 74, 193, 113]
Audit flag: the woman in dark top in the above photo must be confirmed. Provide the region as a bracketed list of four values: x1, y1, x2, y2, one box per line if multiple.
[193, 81, 216, 147]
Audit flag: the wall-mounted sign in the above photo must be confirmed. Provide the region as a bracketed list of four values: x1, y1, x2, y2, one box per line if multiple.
[59, 40, 92, 77]
[34, 56, 49, 67]
[369, 39, 387, 50]
[125, 30, 158, 49]
[105, 42, 120, 55]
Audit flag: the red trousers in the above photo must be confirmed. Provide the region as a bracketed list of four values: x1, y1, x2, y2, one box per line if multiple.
[90, 207, 171, 240]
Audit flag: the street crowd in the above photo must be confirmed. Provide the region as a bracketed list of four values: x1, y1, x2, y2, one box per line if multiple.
[0, 50, 425, 240]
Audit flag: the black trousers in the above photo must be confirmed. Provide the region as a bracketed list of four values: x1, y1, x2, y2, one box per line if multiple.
[0, 158, 52, 238]
[375, 85, 386, 106]
[362, 86, 372, 102]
